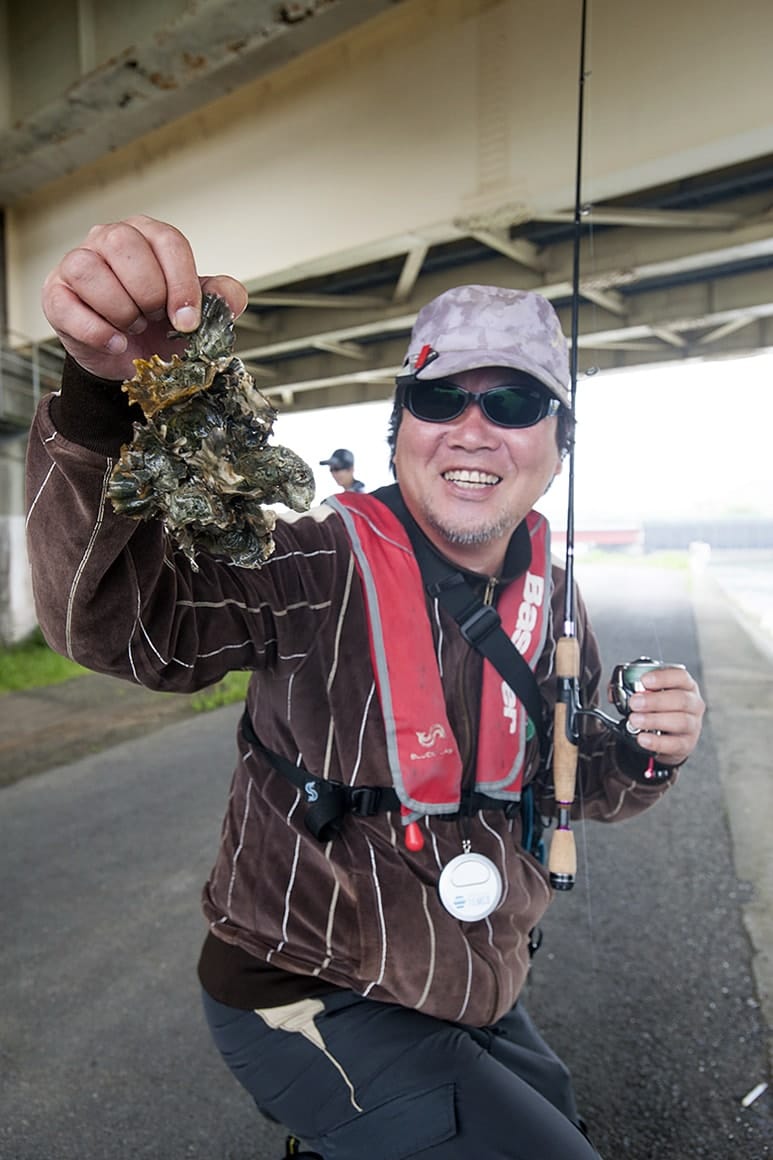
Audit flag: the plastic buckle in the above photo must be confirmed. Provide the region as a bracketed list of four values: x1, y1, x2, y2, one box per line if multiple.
[427, 572, 466, 598]
[349, 786, 382, 816]
[459, 603, 501, 647]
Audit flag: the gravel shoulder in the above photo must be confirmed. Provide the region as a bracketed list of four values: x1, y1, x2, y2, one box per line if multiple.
[0, 672, 199, 788]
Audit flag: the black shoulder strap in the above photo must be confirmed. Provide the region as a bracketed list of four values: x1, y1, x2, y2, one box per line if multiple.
[372, 485, 547, 751]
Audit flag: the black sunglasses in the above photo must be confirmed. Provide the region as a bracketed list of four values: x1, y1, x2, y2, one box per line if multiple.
[402, 377, 560, 429]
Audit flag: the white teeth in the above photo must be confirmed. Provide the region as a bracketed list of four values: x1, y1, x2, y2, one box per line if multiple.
[443, 469, 500, 486]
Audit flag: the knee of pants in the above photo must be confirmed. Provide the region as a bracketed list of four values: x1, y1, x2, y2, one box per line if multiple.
[311, 1083, 457, 1160]
[310, 1080, 598, 1160]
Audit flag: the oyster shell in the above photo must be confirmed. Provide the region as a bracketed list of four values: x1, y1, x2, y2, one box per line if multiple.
[107, 294, 315, 568]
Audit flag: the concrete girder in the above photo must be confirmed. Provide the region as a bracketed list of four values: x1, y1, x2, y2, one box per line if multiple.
[393, 243, 430, 304]
[23, 184, 771, 392]
[537, 206, 743, 230]
[240, 191, 772, 299]
[243, 224, 487, 295]
[261, 317, 773, 412]
[251, 266, 773, 409]
[312, 338, 368, 359]
[698, 316, 759, 345]
[228, 189, 773, 369]
[464, 229, 546, 273]
[248, 291, 389, 309]
[266, 313, 773, 414]
[578, 288, 629, 317]
[0, 0, 404, 203]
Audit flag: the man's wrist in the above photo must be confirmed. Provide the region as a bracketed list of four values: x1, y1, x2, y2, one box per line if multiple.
[615, 739, 679, 784]
[50, 354, 141, 456]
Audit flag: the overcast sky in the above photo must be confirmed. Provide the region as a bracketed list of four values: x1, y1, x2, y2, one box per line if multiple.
[274, 349, 773, 529]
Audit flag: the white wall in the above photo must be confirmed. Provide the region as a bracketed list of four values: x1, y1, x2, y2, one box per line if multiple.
[0, 436, 37, 644]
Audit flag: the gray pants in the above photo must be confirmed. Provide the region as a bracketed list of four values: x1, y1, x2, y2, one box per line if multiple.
[202, 987, 600, 1159]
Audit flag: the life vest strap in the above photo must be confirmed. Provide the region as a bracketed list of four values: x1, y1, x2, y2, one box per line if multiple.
[240, 710, 524, 842]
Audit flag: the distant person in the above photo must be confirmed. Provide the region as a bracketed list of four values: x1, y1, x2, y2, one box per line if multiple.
[319, 447, 365, 492]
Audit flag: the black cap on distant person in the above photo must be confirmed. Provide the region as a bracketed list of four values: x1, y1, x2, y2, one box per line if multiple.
[319, 448, 355, 470]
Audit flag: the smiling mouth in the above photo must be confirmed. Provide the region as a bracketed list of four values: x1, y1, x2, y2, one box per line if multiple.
[442, 469, 501, 488]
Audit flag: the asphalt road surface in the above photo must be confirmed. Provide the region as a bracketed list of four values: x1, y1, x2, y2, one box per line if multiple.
[1, 561, 771, 1159]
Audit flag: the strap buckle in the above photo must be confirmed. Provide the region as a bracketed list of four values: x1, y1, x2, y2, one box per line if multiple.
[427, 572, 466, 598]
[349, 786, 384, 816]
[459, 603, 501, 647]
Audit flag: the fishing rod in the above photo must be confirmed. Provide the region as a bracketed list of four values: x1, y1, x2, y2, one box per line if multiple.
[547, 0, 681, 890]
[547, 0, 590, 891]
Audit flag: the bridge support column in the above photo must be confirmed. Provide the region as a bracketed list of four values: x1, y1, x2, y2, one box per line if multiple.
[1, 434, 37, 645]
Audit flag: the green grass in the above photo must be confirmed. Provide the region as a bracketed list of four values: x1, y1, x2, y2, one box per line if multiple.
[0, 627, 250, 711]
[189, 670, 251, 712]
[0, 628, 88, 694]
[574, 549, 690, 570]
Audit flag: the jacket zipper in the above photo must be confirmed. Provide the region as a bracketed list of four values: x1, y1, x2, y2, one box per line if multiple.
[483, 576, 498, 605]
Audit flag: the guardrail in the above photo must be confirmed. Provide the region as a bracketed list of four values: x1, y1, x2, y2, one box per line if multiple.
[0, 333, 62, 432]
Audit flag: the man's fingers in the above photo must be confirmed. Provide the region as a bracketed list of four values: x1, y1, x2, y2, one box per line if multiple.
[639, 665, 695, 692]
[41, 216, 250, 380]
[624, 665, 705, 766]
[628, 710, 697, 738]
[53, 220, 247, 333]
[71, 222, 169, 325]
[200, 274, 249, 321]
[49, 216, 201, 334]
[92, 216, 203, 330]
[44, 279, 118, 352]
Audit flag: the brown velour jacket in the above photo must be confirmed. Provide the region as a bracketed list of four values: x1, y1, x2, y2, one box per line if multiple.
[24, 360, 675, 1027]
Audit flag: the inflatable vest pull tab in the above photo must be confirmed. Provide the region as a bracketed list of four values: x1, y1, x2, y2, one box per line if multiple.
[404, 821, 424, 852]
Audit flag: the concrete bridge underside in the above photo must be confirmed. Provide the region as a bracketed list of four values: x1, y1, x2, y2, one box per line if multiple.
[1, 0, 772, 641]
[1, 0, 772, 422]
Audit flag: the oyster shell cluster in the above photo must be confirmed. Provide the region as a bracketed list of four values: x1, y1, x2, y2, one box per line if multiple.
[107, 294, 315, 568]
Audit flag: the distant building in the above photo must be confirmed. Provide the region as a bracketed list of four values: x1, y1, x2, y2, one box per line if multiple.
[643, 519, 773, 551]
[550, 519, 773, 555]
[550, 526, 644, 555]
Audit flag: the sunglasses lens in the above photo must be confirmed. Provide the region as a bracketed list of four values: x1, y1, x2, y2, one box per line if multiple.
[404, 380, 555, 427]
[406, 382, 467, 422]
[482, 386, 548, 427]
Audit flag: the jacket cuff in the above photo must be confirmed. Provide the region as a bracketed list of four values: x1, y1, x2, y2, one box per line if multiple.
[49, 354, 144, 456]
[614, 739, 680, 784]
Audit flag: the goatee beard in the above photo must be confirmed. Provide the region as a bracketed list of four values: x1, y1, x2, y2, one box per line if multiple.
[425, 511, 511, 546]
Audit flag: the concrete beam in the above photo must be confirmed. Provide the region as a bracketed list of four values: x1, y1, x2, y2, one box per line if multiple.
[0, 0, 403, 203]
[251, 267, 773, 410]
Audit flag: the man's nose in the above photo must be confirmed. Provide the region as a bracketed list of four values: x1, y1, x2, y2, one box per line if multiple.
[447, 398, 500, 446]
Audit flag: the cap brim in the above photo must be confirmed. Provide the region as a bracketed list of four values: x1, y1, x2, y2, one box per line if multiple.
[399, 351, 571, 409]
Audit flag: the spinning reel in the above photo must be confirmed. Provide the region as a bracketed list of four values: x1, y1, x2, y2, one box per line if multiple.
[588, 655, 685, 747]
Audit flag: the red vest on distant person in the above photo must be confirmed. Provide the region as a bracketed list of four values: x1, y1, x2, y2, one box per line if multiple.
[330, 493, 551, 820]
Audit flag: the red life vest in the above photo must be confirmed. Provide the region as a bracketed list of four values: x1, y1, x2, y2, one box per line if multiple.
[329, 493, 551, 819]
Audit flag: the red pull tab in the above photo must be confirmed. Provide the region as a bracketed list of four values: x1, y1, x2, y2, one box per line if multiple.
[414, 343, 434, 371]
[404, 821, 424, 852]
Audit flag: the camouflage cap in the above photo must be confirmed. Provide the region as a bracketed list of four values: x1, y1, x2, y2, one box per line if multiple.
[397, 284, 571, 408]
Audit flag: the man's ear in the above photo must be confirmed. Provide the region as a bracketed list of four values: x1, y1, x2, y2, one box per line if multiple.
[541, 453, 563, 497]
